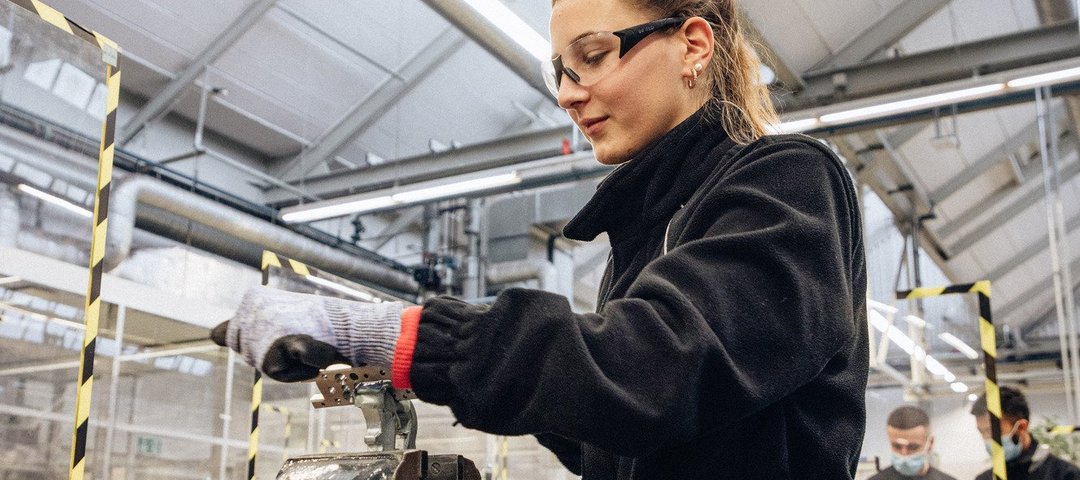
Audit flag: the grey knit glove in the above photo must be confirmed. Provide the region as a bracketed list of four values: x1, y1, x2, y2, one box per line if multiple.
[210, 287, 403, 382]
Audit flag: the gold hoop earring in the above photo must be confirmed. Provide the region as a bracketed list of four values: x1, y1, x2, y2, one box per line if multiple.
[688, 63, 703, 89]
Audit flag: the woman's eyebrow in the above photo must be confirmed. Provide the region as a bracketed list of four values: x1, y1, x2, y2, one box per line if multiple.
[569, 30, 600, 43]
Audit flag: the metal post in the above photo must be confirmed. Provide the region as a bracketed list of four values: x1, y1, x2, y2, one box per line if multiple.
[306, 384, 318, 453]
[464, 199, 483, 299]
[101, 305, 127, 480]
[218, 350, 237, 480]
[1047, 89, 1080, 421]
[1037, 86, 1077, 423]
[907, 222, 928, 396]
[124, 378, 139, 480]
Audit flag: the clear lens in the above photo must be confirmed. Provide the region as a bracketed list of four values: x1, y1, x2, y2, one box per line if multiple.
[541, 59, 560, 98]
[564, 33, 619, 79]
[543, 32, 621, 98]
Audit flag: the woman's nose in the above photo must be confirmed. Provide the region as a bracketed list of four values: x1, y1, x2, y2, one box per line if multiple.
[557, 77, 588, 109]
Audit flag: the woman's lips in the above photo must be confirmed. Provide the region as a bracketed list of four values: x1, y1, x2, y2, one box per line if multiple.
[580, 116, 608, 137]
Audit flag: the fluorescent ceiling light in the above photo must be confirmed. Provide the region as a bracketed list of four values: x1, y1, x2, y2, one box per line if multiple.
[868, 307, 966, 393]
[939, 332, 980, 360]
[306, 275, 379, 303]
[281, 196, 397, 224]
[868, 299, 899, 314]
[462, 0, 551, 61]
[1007, 66, 1080, 89]
[903, 315, 927, 328]
[17, 183, 92, 218]
[281, 172, 523, 223]
[0, 276, 22, 286]
[868, 309, 890, 332]
[819, 84, 1005, 124]
[950, 382, 969, 393]
[390, 172, 522, 203]
[968, 393, 978, 402]
[768, 118, 819, 134]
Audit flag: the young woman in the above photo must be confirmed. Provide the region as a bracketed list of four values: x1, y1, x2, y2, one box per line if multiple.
[213, 0, 869, 478]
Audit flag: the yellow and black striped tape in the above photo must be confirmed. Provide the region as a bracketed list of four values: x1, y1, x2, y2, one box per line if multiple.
[249, 251, 318, 478]
[1050, 425, 1080, 435]
[244, 252, 294, 479]
[248, 370, 262, 480]
[897, 280, 1005, 480]
[6, 2, 121, 480]
[261, 250, 315, 281]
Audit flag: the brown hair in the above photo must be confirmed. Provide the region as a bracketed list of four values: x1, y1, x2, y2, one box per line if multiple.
[552, 0, 778, 143]
[887, 405, 931, 430]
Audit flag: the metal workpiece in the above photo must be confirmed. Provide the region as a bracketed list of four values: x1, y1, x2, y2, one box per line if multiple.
[285, 364, 480, 479]
[310, 364, 417, 452]
[277, 450, 481, 480]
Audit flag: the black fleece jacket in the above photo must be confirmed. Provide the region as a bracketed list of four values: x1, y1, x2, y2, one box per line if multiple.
[409, 111, 869, 479]
[976, 440, 1080, 480]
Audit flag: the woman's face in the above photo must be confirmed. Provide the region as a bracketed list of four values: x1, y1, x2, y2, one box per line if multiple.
[550, 0, 699, 165]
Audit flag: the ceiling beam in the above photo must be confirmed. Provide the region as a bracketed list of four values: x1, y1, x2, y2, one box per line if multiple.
[739, 13, 806, 93]
[369, 207, 424, 252]
[1010, 256, 1080, 334]
[806, 0, 951, 72]
[986, 208, 1080, 282]
[929, 104, 1068, 205]
[942, 133, 1078, 252]
[787, 20, 1080, 110]
[264, 124, 578, 205]
[118, 0, 278, 145]
[419, 0, 551, 98]
[273, 27, 467, 184]
[887, 121, 930, 149]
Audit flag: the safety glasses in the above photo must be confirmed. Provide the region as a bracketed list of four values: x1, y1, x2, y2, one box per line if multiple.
[542, 16, 688, 98]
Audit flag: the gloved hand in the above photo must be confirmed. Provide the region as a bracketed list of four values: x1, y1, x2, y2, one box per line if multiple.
[210, 287, 403, 382]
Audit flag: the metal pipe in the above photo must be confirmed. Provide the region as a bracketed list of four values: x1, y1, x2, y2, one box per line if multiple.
[0, 401, 284, 453]
[1037, 86, 1077, 423]
[101, 305, 127, 480]
[0, 343, 219, 377]
[219, 350, 237, 480]
[104, 176, 420, 294]
[486, 259, 559, 293]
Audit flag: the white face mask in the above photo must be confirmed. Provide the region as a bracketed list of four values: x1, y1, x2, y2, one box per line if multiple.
[891, 452, 927, 477]
[983, 423, 1023, 461]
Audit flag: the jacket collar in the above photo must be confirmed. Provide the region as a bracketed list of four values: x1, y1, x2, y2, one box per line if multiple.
[563, 108, 733, 246]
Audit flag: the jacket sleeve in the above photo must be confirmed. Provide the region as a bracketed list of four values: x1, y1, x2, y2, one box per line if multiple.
[407, 138, 863, 458]
[533, 432, 583, 474]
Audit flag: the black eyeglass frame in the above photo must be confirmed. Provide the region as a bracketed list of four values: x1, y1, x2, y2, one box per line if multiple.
[549, 16, 689, 92]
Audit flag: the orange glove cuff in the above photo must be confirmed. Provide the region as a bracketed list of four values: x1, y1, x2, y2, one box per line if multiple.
[391, 306, 423, 389]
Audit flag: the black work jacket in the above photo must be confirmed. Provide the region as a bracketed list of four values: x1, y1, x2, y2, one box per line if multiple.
[410, 111, 869, 479]
[976, 440, 1080, 480]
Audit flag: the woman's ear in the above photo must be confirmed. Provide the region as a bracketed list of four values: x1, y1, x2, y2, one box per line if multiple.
[681, 17, 714, 71]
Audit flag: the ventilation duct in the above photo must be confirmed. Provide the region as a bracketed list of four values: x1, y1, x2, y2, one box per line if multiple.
[106, 176, 420, 296]
[486, 259, 558, 293]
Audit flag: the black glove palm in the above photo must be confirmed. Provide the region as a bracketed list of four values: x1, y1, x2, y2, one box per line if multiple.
[211, 323, 348, 382]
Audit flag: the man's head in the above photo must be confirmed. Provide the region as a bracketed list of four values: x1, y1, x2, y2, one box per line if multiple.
[885, 406, 933, 476]
[971, 385, 1031, 460]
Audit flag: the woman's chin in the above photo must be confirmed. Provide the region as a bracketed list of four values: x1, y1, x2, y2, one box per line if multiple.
[591, 144, 633, 166]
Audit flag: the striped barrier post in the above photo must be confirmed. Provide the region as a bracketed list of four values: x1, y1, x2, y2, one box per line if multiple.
[897, 281, 1004, 480]
[6, 2, 121, 479]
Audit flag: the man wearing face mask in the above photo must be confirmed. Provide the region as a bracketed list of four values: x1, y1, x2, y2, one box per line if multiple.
[870, 406, 956, 479]
[972, 386, 1080, 480]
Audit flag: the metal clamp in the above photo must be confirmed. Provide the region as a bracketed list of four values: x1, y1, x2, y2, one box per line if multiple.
[310, 365, 417, 451]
